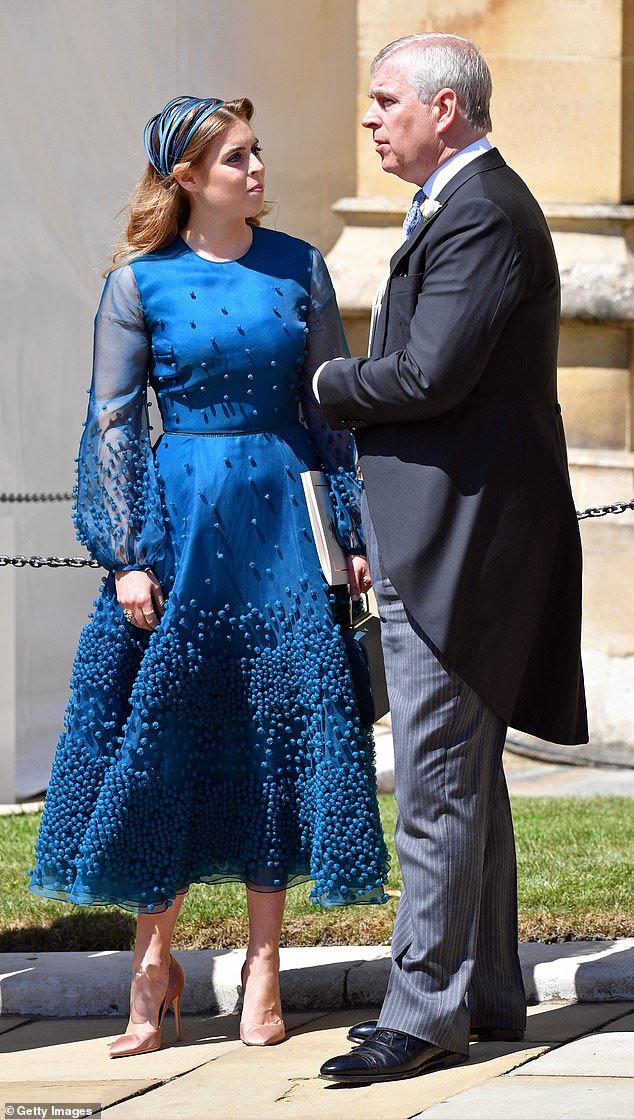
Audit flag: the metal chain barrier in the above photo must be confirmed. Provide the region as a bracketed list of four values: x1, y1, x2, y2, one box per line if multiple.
[0, 555, 101, 569]
[0, 492, 633, 569]
[0, 491, 98, 567]
[0, 492, 73, 503]
[575, 498, 634, 520]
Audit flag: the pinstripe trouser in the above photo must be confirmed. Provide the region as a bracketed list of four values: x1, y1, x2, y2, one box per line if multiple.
[365, 508, 526, 1056]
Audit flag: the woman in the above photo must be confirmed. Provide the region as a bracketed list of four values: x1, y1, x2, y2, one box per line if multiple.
[29, 95, 389, 1056]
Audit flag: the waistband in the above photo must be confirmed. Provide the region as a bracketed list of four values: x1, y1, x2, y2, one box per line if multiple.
[161, 421, 297, 437]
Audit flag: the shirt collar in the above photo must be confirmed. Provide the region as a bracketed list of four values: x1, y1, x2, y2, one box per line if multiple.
[423, 136, 493, 201]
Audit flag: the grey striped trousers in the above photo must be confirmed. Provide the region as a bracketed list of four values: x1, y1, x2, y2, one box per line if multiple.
[365, 509, 526, 1056]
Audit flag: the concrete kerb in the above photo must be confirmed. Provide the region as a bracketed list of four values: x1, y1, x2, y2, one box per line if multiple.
[1, 940, 633, 1019]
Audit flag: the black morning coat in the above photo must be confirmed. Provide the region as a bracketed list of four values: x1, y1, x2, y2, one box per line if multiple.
[319, 148, 588, 745]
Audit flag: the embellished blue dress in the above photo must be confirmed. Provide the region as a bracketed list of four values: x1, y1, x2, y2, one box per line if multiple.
[29, 226, 389, 914]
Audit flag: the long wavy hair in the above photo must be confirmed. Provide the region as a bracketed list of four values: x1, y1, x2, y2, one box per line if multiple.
[109, 97, 263, 272]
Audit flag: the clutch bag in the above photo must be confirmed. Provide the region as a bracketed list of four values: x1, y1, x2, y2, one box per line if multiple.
[342, 596, 390, 726]
[300, 470, 349, 585]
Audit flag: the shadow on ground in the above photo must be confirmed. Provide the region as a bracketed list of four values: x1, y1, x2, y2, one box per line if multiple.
[0, 911, 135, 952]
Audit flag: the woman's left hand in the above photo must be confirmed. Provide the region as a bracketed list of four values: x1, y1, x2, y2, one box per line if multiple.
[115, 569, 165, 631]
[347, 554, 372, 601]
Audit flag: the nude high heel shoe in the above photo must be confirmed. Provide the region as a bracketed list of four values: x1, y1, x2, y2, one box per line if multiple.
[109, 955, 185, 1058]
[239, 961, 285, 1047]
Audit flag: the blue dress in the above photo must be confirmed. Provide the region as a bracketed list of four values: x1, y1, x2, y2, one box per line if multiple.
[29, 227, 389, 914]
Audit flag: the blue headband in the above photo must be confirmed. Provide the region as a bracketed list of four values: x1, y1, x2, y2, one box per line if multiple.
[143, 95, 226, 178]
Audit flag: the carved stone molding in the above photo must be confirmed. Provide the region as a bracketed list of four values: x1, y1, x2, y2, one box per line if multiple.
[328, 197, 634, 326]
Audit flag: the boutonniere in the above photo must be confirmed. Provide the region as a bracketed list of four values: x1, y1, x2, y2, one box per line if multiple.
[420, 198, 443, 222]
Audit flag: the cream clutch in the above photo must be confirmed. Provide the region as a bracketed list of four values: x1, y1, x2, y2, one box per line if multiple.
[300, 470, 349, 585]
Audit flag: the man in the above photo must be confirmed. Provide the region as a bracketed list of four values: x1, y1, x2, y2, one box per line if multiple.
[317, 33, 587, 1085]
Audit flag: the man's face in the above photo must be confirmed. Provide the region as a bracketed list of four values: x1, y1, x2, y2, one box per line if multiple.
[362, 56, 440, 186]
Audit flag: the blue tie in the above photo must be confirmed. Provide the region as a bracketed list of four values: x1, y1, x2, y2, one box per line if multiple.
[403, 188, 427, 238]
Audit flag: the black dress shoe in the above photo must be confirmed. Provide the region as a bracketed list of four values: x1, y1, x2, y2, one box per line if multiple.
[469, 1026, 525, 1042]
[319, 1029, 467, 1083]
[347, 1019, 378, 1043]
[349, 1021, 525, 1044]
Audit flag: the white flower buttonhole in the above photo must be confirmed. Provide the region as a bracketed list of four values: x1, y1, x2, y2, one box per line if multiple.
[420, 198, 443, 222]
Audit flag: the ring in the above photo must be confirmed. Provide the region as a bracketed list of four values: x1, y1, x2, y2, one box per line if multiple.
[123, 609, 134, 623]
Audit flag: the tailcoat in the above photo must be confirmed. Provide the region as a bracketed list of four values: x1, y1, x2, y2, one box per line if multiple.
[319, 149, 587, 744]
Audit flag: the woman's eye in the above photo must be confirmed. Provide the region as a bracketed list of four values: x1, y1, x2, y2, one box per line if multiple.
[252, 144, 263, 156]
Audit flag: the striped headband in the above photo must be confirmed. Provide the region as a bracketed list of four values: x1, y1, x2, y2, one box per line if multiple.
[143, 95, 226, 179]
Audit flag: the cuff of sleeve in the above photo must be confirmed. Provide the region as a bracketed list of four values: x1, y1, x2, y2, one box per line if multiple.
[313, 356, 345, 403]
[312, 362, 326, 403]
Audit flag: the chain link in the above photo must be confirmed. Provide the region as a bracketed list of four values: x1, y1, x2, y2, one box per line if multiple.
[0, 555, 101, 569]
[0, 492, 90, 566]
[2, 493, 633, 518]
[576, 498, 634, 520]
[0, 494, 632, 569]
[0, 492, 73, 503]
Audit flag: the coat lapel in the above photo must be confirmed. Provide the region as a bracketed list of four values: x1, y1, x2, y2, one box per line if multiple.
[388, 148, 506, 277]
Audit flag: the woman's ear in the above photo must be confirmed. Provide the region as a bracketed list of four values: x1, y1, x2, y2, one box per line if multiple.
[172, 164, 199, 194]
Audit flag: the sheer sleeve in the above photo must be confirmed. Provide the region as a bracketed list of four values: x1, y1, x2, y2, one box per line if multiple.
[300, 248, 365, 554]
[73, 264, 167, 572]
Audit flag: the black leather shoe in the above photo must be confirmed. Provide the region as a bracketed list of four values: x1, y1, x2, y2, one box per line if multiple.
[347, 1019, 378, 1043]
[348, 1021, 525, 1044]
[319, 1029, 467, 1083]
[469, 1026, 525, 1042]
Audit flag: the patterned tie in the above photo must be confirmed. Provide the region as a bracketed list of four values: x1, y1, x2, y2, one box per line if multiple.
[403, 187, 427, 238]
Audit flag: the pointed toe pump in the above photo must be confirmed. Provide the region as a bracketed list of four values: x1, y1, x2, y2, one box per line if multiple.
[239, 1018, 286, 1046]
[109, 955, 185, 1058]
[239, 961, 285, 1047]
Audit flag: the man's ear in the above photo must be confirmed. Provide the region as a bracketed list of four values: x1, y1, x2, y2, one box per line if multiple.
[173, 164, 199, 194]
[433, 88, 458, 134]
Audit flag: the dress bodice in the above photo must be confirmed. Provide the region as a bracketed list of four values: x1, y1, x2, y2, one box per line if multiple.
[133, 231, 314, 435]
[75, 226, 363, 572]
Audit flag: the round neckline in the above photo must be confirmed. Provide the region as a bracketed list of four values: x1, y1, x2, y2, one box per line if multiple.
[177, 228, 256, 265]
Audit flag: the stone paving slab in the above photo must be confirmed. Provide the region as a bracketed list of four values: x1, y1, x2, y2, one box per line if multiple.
[0, 1081, 155, 1111]
[102, 1010, 548, 1119]
[413, 1076, 634, 1118]
[0, 1014, 230, 1084]
[0, 1012, 320, 1084]
[0, 1016, 29, 1036]
[3, 1004, 633, 1119]
[602, 1009, 634, 1031]
[513, 1010, 634, 1077]
[521, 999, 634, 1043]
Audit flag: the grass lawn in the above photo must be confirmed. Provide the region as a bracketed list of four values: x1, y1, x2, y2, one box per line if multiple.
[1, 795, 632, 951]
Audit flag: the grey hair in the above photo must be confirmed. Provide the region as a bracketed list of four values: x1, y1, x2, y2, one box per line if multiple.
[371, 33, 492, 133]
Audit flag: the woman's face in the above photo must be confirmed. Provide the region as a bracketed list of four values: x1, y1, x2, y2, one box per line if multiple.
[184, 118, 265, 221]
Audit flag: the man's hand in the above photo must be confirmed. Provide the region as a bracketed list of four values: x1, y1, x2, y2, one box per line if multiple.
[347, 554, 372, 601]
